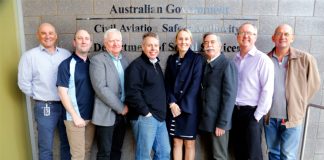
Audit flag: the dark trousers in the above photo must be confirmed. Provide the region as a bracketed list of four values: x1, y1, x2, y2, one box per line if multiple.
[230, 106, 263, 160]
[96, 115, 127, 160]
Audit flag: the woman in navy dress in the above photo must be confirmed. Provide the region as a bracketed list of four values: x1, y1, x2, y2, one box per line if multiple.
[165, 28, 204, 160]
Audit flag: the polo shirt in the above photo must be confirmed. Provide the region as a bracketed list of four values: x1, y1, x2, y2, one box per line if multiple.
[57, 53, 94, 120]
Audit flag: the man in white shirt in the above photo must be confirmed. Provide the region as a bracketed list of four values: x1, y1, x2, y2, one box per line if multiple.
[231, 22, 274, 160]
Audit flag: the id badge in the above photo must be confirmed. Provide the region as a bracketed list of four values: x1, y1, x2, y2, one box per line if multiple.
[44, 103, 50, 116]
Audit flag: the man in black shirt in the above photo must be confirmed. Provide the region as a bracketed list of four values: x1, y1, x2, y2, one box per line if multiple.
[125, 32, 171, 160]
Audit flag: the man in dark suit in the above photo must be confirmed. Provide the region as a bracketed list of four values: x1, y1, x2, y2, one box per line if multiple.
[199, 32, 238, 160]
[89, 29, 129, 160]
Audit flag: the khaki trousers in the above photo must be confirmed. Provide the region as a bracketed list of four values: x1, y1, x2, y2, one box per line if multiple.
[64, 120, 95, 160]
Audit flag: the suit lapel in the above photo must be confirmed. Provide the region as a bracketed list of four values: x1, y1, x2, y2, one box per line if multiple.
[202, 53, 225, 86]
[103, 53, 120, 84]
[174, 50, 193, 83]
[120, 52, 129, 70]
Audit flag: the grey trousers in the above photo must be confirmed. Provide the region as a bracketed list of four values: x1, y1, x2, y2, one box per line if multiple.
[211, 131, 229, 160]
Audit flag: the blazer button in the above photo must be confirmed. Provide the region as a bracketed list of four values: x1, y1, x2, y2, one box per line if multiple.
[180, 90, 183, 94]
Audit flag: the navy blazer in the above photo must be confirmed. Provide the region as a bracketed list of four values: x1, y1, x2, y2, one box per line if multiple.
[199, 53, 238, 131]
[165, 49, 204, 136]
[165, 49, 204, 114]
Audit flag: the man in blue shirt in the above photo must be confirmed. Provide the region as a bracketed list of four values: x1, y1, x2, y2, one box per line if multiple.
[57, 29, 95, 160]
[18, 23, 71, 160]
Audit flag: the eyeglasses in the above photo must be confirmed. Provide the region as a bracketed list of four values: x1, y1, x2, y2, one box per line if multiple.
[274, 32, 292, 37]
[237, 31, 256, 36]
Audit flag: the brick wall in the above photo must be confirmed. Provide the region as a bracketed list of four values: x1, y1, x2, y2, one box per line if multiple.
[21, 0, 324, 159]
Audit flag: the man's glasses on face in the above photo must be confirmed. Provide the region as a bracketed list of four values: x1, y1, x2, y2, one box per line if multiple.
[237, 31, 256, 36]
[274, 32, 292, 37]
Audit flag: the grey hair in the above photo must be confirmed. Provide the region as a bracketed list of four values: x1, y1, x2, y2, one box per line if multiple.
[103, 28, 122, 40]
[238, 22, 258, 35]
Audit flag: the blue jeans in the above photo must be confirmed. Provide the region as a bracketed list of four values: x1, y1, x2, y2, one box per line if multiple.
[264, 118, 302, 160]
[34, 101, 70, 160]
[131, 115, 171, 160]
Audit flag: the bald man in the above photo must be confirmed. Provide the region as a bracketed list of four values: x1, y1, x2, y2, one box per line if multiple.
[264, 24, 320, 160]
[57, 29, 95, 160]
[18, 23, 71, 160]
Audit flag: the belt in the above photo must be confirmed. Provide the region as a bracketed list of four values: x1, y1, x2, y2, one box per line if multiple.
[34, 100, 61, 104]
[271, 118, 288, 124]
[235, 105, 256, 110]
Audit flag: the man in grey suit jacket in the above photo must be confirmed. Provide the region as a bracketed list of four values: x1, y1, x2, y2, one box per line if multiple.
[89, 29, 129, 160]
[199, 33, 238, 160]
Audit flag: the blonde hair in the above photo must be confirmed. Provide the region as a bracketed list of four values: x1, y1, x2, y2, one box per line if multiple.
[175, 28, 193, 42]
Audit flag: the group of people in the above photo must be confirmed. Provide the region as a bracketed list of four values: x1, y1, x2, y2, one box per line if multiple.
[18, 22, 320, 160]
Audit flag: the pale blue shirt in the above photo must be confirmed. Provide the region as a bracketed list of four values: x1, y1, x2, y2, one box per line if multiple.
[108, 53, 125, 102]
[18, 45, 71, 101]
[234, 47, 274, 120]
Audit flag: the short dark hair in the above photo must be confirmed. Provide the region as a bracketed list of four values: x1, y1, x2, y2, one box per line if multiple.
[203, 32, 215, 41]
[202, 32, 222, 47]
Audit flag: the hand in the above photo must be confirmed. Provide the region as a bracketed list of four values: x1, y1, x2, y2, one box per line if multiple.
[73, 116, 86, 128]
[255, 116, 259, 122]
[215, 127, 225, 137]
[170, 103, 181, 117]
[121, 105, 128, 115]
[145, 112, 152, 117]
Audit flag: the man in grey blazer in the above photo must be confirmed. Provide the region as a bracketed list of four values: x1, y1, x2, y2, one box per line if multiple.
[199, 32, 238, 160]
[89, 29, 129, 160]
